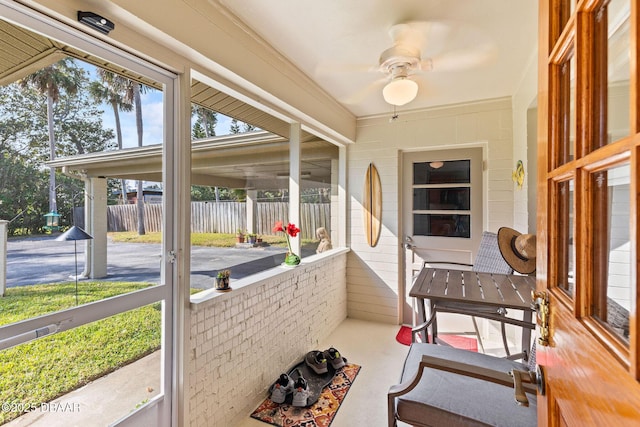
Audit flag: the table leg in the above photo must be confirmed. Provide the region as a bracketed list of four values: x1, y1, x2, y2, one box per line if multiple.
[522, 310, 533, 359]
[429, 299, 437, 344]
[416, 297, 427, 343]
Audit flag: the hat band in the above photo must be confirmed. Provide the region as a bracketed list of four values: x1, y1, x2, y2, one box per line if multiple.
[510, 237, 529, 261]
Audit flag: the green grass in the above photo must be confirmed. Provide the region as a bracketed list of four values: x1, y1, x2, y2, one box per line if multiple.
[0, 282, 161, 424]
[109, 231, 315, 247]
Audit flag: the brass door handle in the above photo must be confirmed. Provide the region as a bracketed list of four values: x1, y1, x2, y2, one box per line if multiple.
[531, 290, 550, 346]
[510, 365, 546, 406]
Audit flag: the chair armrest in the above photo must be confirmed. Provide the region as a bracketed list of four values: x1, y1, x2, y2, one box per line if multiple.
[388, 359, 430, 427]
[421, 355, 538, 405]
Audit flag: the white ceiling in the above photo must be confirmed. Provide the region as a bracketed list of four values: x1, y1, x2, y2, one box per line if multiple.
[218, 0, 539, 118]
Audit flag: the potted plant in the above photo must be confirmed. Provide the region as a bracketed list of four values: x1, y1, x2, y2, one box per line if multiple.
[273, 221, 301, 266]
[247, 232, 257, 244]
[215, 269, 231, 291]
[236, 229, 245, 243]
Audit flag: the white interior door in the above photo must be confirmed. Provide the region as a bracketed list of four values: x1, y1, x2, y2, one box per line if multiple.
[401, 147, 483, 325]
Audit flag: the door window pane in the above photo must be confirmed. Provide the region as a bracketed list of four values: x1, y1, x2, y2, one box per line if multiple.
[414, 214, 470, 238]
[556, 179, 575, 297]
[591, 164, 630, 344]
[413, 160, 470, 184]
[606, 0, 630, 144]
[413, 188, 470, 210]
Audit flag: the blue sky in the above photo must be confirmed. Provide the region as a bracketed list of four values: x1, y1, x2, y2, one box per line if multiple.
[83, 62, 235, 149]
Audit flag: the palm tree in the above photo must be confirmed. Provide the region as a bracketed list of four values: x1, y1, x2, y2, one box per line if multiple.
[191, 105, 217, 138]
[130, 81, 146, 235]
[19, 57, 83, 213]
[88, 69, 133, 204]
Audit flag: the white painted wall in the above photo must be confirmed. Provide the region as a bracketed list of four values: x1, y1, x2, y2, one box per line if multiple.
[349, 98, 523, 324]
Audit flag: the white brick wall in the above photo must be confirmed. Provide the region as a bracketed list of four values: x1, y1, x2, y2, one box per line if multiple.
[187, 250, 348, 426]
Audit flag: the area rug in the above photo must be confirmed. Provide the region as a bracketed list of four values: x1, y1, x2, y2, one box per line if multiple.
[395, 326, 478, 352]
[250, 363, 361, 427]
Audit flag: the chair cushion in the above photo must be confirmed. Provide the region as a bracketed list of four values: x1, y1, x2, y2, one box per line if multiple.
[396, 344, 537, 427]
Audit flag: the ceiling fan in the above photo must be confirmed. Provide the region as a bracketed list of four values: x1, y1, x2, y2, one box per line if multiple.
[378, 22, 435, 106]
[337, 21, 496, 107]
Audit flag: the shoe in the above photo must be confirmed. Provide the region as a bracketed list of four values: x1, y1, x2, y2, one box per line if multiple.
[270, 373, 293, 404]
[304, 350, 328, 374]
[291, 375, 309, 407]
[323, 347, 346, 370]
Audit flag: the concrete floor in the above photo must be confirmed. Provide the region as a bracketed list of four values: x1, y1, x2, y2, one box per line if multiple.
[3, 319, 412, 427]
[236, 318, 413, 427]
[3, 316, 516, 426]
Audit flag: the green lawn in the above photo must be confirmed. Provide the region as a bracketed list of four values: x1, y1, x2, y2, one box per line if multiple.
[0, 282, 162, 425]
[108, 231, 315, 247]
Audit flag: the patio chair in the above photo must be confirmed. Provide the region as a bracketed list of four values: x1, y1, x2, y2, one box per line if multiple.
[388, 339, 538, 427]
[418, 231, 520, 358]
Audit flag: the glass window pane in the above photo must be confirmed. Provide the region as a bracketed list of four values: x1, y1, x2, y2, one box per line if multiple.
[606, 0, 630, 144]
[0, 305, 162, 425]
[568, 54, 576, 161]
[556, 179, 575, 297]
[592, 164, 630, 344]
[414, 214, 470, 238]
[413, 188, 470, 211]
[413, 160, 471, 184]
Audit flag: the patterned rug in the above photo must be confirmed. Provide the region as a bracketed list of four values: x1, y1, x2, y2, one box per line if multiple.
[250, 363, 361, 427]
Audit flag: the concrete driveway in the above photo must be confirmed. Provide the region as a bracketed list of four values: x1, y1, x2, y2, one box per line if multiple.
[6, 235, 315, 290]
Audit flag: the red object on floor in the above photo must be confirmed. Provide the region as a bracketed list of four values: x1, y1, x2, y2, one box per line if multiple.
[395, 326, 478, 352]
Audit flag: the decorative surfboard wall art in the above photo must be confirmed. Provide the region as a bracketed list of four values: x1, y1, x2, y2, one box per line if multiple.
[363, 163, 382, 247]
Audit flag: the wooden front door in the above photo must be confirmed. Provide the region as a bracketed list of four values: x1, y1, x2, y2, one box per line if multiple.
[538, 0, 640, 425]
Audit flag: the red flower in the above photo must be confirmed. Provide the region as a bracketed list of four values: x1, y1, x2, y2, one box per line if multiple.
[286, 223, 300, 238]
[273, 221, 300, 254]
[273, 221, 285, 233]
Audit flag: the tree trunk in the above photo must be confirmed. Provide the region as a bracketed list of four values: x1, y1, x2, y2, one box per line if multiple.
[111, 100, 127, 205]
[46, 92, 57, 213]
[133, 83, 145, 235]
[136, 180, 145, 235]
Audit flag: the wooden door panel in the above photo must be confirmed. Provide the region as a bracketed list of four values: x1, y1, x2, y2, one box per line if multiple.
[544, 298, 640, 426]
[539, 0, 640, 425]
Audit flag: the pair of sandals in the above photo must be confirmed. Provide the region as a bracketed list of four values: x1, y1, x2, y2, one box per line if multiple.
[269, 347, 347, 407]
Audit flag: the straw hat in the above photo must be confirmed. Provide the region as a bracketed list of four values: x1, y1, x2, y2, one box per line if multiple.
[497, 227, 537, 274]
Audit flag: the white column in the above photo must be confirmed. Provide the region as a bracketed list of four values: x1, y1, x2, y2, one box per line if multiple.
[0, 220, 7, 297]
[289, 122, 301, 255]
[338, 145, 347, 247]
[87, 177, 108, 278]
[246, 189, 258, 234]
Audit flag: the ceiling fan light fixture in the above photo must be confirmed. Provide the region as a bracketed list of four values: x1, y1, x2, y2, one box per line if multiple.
[382, 77, 418, 106]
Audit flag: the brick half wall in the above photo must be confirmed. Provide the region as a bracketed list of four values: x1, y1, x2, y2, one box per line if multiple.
[188, 249, 348, 426]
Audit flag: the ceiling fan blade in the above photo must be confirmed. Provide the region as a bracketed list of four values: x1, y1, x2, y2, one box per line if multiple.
[429, 43, 497, 72]
[339, 77, 387, 105]
[389, 21, 451, 53]
[314, 60, 378, 78]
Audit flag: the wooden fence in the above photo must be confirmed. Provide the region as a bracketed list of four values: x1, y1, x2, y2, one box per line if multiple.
[78, 202, 330, 239]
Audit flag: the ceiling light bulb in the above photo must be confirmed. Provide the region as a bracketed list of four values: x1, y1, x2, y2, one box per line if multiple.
[382, 78, 418, 106]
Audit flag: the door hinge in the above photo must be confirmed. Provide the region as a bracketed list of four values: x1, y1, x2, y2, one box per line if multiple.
[167, 250, 176, 264]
